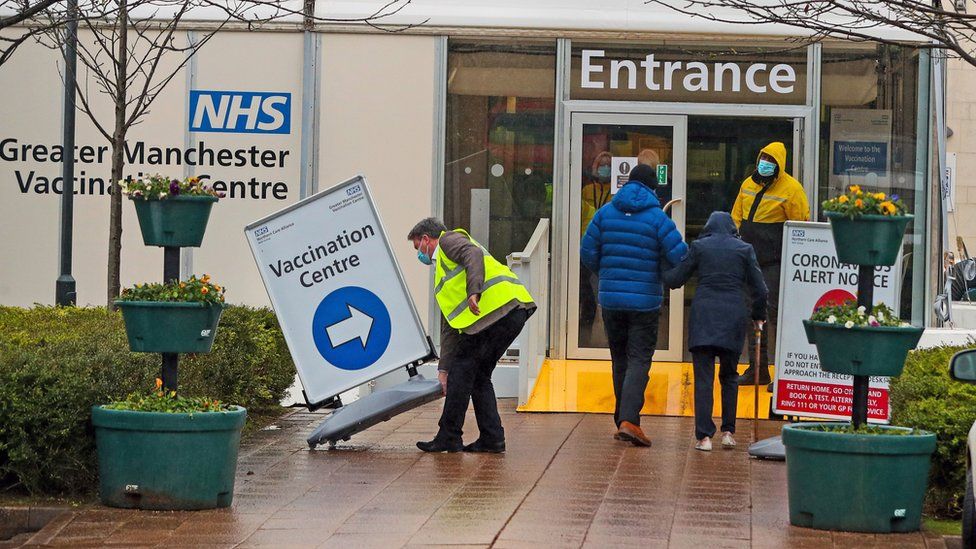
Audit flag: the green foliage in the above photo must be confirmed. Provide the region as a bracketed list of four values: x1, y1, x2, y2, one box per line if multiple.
[104, 379, 228, 413]
[122, 174, 223, 200]
[810, 302, 904, 327]
[117, 274, 226, 304]
[821, 185, 907, 217]
[0, 305, 295, 497]
[890, 343, 976, 519]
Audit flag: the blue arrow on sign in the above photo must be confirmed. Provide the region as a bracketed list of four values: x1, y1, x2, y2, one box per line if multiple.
[311, 287, 392, 371]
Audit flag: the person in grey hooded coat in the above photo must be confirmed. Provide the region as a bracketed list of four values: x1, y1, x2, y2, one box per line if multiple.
[663, 211, 768, 451]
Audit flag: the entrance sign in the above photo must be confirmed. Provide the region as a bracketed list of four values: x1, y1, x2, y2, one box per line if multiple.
[245, 176, 433, 407]
[773, 221, 901, 422]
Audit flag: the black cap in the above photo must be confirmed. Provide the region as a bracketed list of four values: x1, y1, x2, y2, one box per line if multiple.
[629, 163, 658, 190]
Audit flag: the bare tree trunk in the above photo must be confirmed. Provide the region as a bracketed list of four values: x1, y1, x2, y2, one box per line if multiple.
[106, 0, 128, 308]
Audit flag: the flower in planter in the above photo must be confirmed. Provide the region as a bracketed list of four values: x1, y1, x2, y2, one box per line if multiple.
[121, 174, 223, 201]
[118, 274, 226, 305]
[811, 300, 907, 328]
[822, 185, 908, 219]
[103, 378, 229, 413]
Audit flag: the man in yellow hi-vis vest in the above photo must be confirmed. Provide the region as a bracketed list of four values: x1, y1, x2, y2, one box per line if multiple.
[408, 218, 536, 453]
[732, 141, 810, 389]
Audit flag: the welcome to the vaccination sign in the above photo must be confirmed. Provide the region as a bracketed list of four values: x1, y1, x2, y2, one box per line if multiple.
[773, 221, 901, 423]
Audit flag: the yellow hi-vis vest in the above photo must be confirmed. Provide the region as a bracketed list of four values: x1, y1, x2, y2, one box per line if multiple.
[434, 229, 534, 330]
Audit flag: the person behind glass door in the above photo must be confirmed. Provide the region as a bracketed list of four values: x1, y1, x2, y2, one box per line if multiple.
[579, 151, 613, 347]
[664, 211, 768, 451]
[580, 164, 688, 447]
[731, 142, 809, 390]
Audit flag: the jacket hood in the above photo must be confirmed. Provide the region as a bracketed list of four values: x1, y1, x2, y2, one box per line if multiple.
[757, 142, 788, 174]
[612, 181, 661, 213]
[701, 211, 738, 237]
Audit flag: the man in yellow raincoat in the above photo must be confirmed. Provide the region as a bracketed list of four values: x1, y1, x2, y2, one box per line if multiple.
[732, 142, 810, 389]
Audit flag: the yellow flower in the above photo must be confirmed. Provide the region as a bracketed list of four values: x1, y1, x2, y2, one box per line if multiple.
[170, 391, 176, 398]
[838, 195, 849, 204]
[202, 274, 211, 283]
[201, 287, 210, 295]
[849, 185, 861, 195]
[155, 378, 163, 390]
[214, 284, 221, 292]
[855, 199, 864, 208]
[180, 282, 186, 289]
[874, 192, 886, 200]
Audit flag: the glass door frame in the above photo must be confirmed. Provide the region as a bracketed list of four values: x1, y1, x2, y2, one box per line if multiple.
[551, 100, 816, 360]
[567, 112, 688, 360]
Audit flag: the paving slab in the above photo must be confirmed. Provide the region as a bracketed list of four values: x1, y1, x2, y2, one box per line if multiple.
[11, 399, 946, 548]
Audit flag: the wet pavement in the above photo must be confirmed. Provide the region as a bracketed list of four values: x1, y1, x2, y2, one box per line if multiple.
[10, 399, 948, 548]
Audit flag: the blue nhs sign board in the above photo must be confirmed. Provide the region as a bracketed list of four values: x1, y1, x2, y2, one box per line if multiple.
[189, 90, 291, 134]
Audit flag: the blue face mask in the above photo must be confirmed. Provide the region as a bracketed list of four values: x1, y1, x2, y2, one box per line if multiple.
[417, 239, 433, 265]
[757, 159, 777, 177]
[596, 165, 611, 179]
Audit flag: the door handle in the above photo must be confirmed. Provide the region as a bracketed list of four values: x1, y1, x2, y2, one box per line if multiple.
[664, 198, 682, 213]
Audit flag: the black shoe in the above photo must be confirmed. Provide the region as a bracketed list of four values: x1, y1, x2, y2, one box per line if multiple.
[738, 366, 771, 386]
[416, 439, 463, 453]
[462, 439, 506, 453]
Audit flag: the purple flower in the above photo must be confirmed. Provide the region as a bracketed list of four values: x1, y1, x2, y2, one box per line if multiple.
[890, 194, 899, 201]
[169, 181, 180, 195]
[216, 192, 226, 199]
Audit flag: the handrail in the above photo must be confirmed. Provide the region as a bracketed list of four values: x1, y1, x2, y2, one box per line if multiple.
[506, 218, 550, 407]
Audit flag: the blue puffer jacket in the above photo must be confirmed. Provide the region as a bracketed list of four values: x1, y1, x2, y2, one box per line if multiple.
[581, 181, 688, 312]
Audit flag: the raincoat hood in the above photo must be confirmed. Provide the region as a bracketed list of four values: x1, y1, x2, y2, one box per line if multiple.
[612, 181, 661, 213]
[757, 142, 788, 176]
[701, 211, 738, 237]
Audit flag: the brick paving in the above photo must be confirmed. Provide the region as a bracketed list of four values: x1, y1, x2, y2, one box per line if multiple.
[9, 400, 948, 548]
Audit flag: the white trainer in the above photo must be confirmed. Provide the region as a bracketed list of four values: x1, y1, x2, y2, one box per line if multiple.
[695, 437, 712, 452]
[721, 432, 736, 449]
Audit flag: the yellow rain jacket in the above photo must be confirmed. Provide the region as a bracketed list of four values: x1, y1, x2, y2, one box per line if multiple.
[731, 142, 810, 266]
[581, 181, 612, 237]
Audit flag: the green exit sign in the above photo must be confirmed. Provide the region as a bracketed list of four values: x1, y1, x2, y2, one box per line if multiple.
[657, 164, 668, 187]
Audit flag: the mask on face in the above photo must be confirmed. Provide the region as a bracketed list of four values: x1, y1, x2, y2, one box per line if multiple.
[757, 159, 777, 177]
[596, 165, 611, 179]
[417, 238, 433, 265]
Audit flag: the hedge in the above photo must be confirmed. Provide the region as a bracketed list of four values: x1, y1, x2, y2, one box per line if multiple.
[0, 305, 295, 497]
[890, 343, 976, 519]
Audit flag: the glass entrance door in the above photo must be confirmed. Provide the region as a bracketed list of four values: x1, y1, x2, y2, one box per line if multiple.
[567, 113, 688, 361]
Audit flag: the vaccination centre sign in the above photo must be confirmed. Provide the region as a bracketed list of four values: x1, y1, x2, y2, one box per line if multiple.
[245, 176, 433, 407]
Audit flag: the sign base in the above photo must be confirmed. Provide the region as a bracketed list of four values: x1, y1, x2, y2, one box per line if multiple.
[307, 374, 443, 449]
[748, 435, 786, 461]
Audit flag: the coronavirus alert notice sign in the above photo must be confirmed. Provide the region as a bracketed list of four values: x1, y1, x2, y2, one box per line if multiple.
[773, 221, 901, 423]
[245, 176, 433, 407]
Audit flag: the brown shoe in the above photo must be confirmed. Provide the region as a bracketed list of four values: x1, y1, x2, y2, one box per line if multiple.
[617, 421, 652, 447]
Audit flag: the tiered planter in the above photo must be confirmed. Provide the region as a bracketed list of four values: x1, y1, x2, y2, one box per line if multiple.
[95, 193, 243, 511]
[784, 213, 935, 533]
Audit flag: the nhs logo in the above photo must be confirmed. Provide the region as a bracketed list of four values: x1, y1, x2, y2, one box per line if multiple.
[189, 90, 291, 134]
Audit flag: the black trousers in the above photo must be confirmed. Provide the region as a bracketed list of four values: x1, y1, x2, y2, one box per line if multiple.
[602, 308, 659, 427]
[748, 263, 780, 371]
[436, 308, 530, 445]
[692, 347, 739, 440]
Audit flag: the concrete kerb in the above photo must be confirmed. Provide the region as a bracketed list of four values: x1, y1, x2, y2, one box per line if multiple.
[0, 507, 68, 544]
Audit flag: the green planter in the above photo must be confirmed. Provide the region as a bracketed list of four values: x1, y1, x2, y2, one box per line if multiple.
[783, 423, 935, 533]
[825, 212, 912, 267]
[803, 320, 923, 377]
[116, 301, 223, 353]
[92, 405, 246, 510]
[132, 195, 217, 248]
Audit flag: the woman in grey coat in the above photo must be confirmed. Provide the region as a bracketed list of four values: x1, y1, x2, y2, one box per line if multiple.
[664, 212, 768, 451]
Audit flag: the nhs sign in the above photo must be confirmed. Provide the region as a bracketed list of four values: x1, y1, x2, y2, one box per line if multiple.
[189, 90, 291, 134]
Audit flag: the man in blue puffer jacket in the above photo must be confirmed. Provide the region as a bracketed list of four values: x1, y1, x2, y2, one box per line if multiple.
[581, 163, 688, 447]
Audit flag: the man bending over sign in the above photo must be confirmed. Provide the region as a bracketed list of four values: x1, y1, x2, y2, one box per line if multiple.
[408, 218, 536, 453]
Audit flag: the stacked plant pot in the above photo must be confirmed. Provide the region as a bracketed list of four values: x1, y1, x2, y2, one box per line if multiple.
[783, 211, 935, 533]
[92, 188, 246, 511]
